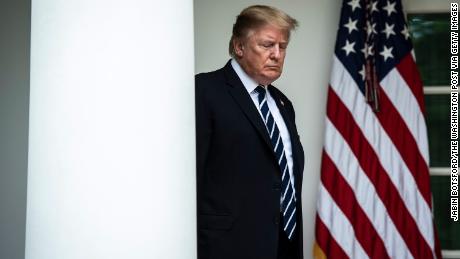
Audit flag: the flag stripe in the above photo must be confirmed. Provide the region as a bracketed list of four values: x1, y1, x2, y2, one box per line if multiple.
[395, 54, 426, 114]
[320, 151, 390, 259]
[380, 64, 429, 163]
[329, 57, 435, 251]
[324, 117, 417, 259]
[325, 89, 433, 258]
[377, 78, 432, 205]
[315, 215, 349, 259]
[317, 184, 369, 259]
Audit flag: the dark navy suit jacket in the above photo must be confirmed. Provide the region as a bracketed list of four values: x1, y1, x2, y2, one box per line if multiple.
[195, 60, 305, 259]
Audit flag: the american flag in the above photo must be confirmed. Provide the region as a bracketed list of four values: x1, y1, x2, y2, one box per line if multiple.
[313, 0, 442, 258]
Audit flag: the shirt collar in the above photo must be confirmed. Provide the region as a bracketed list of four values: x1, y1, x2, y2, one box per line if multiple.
[231, 59, 265, 94]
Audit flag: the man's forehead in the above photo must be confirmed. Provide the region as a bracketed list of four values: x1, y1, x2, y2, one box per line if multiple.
[253, 29, 288, 42]
[249, 24, 285, 35]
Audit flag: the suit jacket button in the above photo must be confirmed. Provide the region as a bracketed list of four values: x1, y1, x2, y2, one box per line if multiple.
[274, 216, 280, 225]
[273, 183, 281, 191]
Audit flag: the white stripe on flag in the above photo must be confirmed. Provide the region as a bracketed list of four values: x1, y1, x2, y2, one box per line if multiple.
[317, 184, 369, 259]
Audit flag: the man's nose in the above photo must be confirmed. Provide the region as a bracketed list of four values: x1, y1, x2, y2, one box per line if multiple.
[270, 45, 281, 59]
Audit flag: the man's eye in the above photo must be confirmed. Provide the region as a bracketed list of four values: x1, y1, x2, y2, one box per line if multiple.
[262, 43, 273, 48]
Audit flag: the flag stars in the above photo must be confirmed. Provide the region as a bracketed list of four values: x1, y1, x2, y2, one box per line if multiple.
[359, 65, 366, 81]
[383, 1, 397, 16]
[382, 23, 396, 39]
[344, 18, 358, 34]
[361, 44, 368, 59]
[380, 45, 394, 61]
[401, 25, 411, 40]
[348, 0, 361, 12]
[361, 44, 374, 59]
[371, 1, 379, 13]
[342, 40, 356, 56]
[366, 21, 377, 36]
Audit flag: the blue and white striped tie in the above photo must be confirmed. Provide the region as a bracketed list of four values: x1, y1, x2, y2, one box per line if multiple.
[255, 85, 297, 240]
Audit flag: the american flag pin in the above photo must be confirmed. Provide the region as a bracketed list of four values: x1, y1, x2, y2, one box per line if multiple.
[280, 100, 284, 106]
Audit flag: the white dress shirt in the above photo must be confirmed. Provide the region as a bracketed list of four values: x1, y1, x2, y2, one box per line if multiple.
[231, 59, 295, 187]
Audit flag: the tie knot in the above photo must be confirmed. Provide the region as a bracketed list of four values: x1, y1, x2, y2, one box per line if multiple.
[255, 85, 267, 97]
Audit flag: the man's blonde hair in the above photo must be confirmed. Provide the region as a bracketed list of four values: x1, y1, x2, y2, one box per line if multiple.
[229, 5, 299, 57]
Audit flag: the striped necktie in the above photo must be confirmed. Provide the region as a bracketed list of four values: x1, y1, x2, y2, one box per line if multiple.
[255, 85, 297, 240]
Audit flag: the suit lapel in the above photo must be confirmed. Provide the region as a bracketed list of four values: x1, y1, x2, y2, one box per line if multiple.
[269, 86, 303, 187]
[223, 61, 274, 153]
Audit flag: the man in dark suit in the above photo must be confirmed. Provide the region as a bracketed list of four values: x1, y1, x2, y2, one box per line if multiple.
[195, 5, 304, 259]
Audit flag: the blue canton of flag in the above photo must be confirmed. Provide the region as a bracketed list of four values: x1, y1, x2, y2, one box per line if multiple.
[336, 0, 412, 110]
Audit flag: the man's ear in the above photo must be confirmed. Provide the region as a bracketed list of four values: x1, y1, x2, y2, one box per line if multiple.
[233, 38, 244, 58]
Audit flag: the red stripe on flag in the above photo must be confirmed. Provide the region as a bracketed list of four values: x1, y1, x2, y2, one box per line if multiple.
[374, 88, 432, 206]
[396, 54, 426, 114]
[327, 87, 434, 259]
[321, 151, 390, 259]
[315, 214, 349, 259]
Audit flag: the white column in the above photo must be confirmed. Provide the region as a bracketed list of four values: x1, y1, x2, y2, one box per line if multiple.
[26, 1, 196, 258]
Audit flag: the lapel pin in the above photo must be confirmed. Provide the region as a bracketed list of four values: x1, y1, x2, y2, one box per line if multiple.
[280, 100, 284, 106]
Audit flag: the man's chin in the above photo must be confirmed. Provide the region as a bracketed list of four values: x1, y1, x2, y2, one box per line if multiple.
[261, 73, 281, 85]
[258, 74, 281, 85]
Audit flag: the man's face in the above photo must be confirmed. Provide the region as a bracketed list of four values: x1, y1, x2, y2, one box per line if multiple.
[235, 25, 289, 85]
